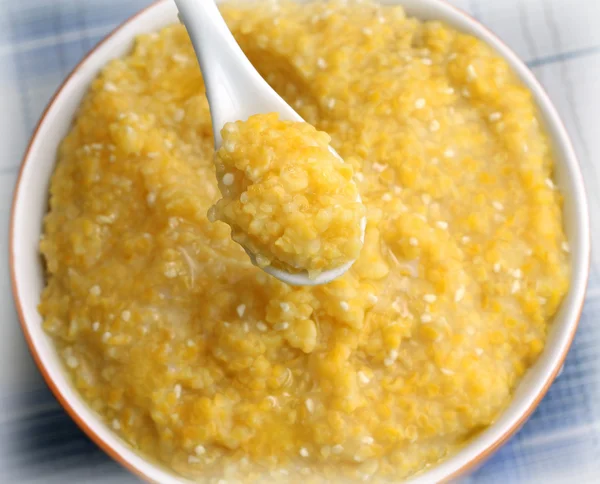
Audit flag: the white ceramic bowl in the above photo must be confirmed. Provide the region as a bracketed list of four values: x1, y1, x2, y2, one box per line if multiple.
[10, 0, 590, 482]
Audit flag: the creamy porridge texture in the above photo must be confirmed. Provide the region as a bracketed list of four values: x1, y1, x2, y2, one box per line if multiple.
[210, 113, 365, 276]
[39, 1, 570, 481]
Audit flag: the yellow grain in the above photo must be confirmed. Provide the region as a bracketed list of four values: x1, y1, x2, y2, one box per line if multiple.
[39, 1, 570, 482]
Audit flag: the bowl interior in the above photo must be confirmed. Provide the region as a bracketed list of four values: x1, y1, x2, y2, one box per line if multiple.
[10, 0, 589, 483]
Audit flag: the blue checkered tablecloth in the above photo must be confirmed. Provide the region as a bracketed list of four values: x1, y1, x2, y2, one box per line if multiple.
[1, 1, 599, 482]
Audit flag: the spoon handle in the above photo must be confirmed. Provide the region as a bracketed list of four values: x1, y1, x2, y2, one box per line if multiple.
[175, 0, 300, 147]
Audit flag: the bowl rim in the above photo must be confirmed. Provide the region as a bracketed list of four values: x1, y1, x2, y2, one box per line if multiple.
[9, 0, 590, 483]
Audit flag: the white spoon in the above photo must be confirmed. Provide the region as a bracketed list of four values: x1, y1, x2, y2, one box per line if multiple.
[175, 0, 366, 286]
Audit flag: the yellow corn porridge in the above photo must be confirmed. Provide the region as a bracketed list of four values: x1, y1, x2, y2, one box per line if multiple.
[210, 113, 365, 275]
[39, 1, 570, 482]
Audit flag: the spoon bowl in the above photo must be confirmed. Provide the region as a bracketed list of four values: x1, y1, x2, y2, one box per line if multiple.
[247, 191, 367, 286]
[175, 0, 366, 285]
